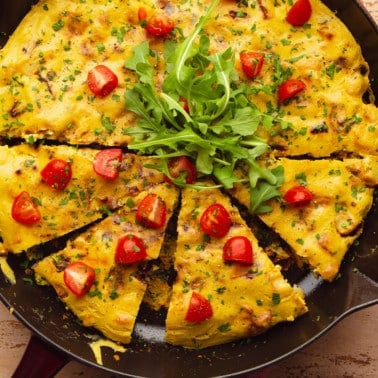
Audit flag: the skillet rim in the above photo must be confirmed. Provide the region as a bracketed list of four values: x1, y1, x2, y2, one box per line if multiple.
[0, 1, 377, 377]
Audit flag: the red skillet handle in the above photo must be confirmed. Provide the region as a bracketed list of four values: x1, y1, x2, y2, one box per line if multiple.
[12, 335, 70, 378]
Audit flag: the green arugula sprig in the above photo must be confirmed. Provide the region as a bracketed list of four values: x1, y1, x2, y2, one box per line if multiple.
[124, 0, 287, 213]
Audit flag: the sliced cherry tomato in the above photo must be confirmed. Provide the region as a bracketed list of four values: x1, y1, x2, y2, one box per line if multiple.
[283, 185, 313, 205]
[223, 236, 253, 264]
[11, 191, 41, 225]
[240, 51, 264, 78]
[277, 78, 306, 103]
[87, 64, 118, 97]
[179, 96, 190, 113]
[185, 292, 213, 323]
[200, 203, 232, 238]
[115, 234, 147, 265]
[40, 158, 72, 190]
[136, 193, 167, 229]
[63, 261, 96, 297]
[138, 7, 175, 36]
[286, 0, 312, 26]
[165, 156, 197, 185]
[93, 148, 123, 180]
[138, 7, 148, 22]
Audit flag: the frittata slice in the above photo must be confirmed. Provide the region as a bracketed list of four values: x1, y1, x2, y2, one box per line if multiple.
[0, 144, 165, 254]
[230, 157, 375, 281]
[246, 0, 378, 158]
[166, 182, 307, 349]
[33, 183, 179, 344]
[0, 0, 141, 145]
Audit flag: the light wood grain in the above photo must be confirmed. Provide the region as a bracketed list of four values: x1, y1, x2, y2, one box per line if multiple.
[1, 1, 377, 377]
[362, 1, 378, 20]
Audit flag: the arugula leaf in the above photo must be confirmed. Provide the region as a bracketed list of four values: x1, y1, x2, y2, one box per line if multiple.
[166, 0, 220, 93]
[124, 0, 288, 213]
[249, 166, 285, 214]
[124, 41, 154, 85]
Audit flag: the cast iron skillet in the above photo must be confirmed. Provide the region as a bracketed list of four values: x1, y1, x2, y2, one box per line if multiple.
[0, 1, 377, 377]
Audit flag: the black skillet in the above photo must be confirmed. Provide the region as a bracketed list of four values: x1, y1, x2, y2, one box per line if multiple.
[0, 1, 377, 377]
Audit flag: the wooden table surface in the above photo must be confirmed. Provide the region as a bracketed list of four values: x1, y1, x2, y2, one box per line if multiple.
[1, 1, 377, 377]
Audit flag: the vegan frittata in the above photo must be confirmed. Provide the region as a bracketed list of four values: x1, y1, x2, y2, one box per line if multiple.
[0, 0, 376, 348]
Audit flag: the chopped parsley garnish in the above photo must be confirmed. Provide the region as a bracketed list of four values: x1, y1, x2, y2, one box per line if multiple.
[218, 322, 231, 332]
[272, 292, 281, 305]
[52, 19, 65, 32]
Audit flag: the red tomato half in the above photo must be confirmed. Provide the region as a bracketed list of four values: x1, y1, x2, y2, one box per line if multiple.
[63, 261, 96, 297]
[115, 234, 147, 265]
[11, 191, 41, 225]
[165, 156, 197, 185]
[136, 193, 167, 229]
[40, 158, 72, 190]
[87, 64, 118, 97]
[138, 7, 148, 21]
[200, 203, 232, 238]
[138, 7, 175, 36]
[93, 148, 123, 180]
[223, 236, 253, 264]
[185, 292, 213, 323]
[283, 185, 313, 205]
[278, 78, 306, 103]
[286, 0, 312, 26]
[240, 51, 265, 78]
[179, 96, 190, 113]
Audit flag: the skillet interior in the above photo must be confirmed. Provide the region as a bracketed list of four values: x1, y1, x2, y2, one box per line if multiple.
[0, 1, 377, 377]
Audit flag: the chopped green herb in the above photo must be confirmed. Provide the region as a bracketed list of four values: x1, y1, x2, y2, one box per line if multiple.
[109, 287, 119, 300]
[52, 19, 65, 32]
[216, 286, 226, 294]
[295, 172, 307, 186]
[88, 288, 102, 298]
[272, 293, 281, 305]
[218, 322, 231, 332]
[111, 26, 127, 44]
[125, 198, 135, 208]
[296, 238, 304, 245]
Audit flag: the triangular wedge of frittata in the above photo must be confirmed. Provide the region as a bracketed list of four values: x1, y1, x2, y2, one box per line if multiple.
[166, 182, 307, 349]
[0, 0, 142, 146]
[230, 157, 375, 281]
[240, 0, 377, 159]
[0, 144, 166, 254]
[33, 183, 179, 344]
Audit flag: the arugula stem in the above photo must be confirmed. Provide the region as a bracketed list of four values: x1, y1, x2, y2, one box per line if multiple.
[175, 0, 220, 88]
[160, 93, 193, 124]
[213, 157, 231, 166]
[240, 137, 268, 147]
[209, 54, 231, 119]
